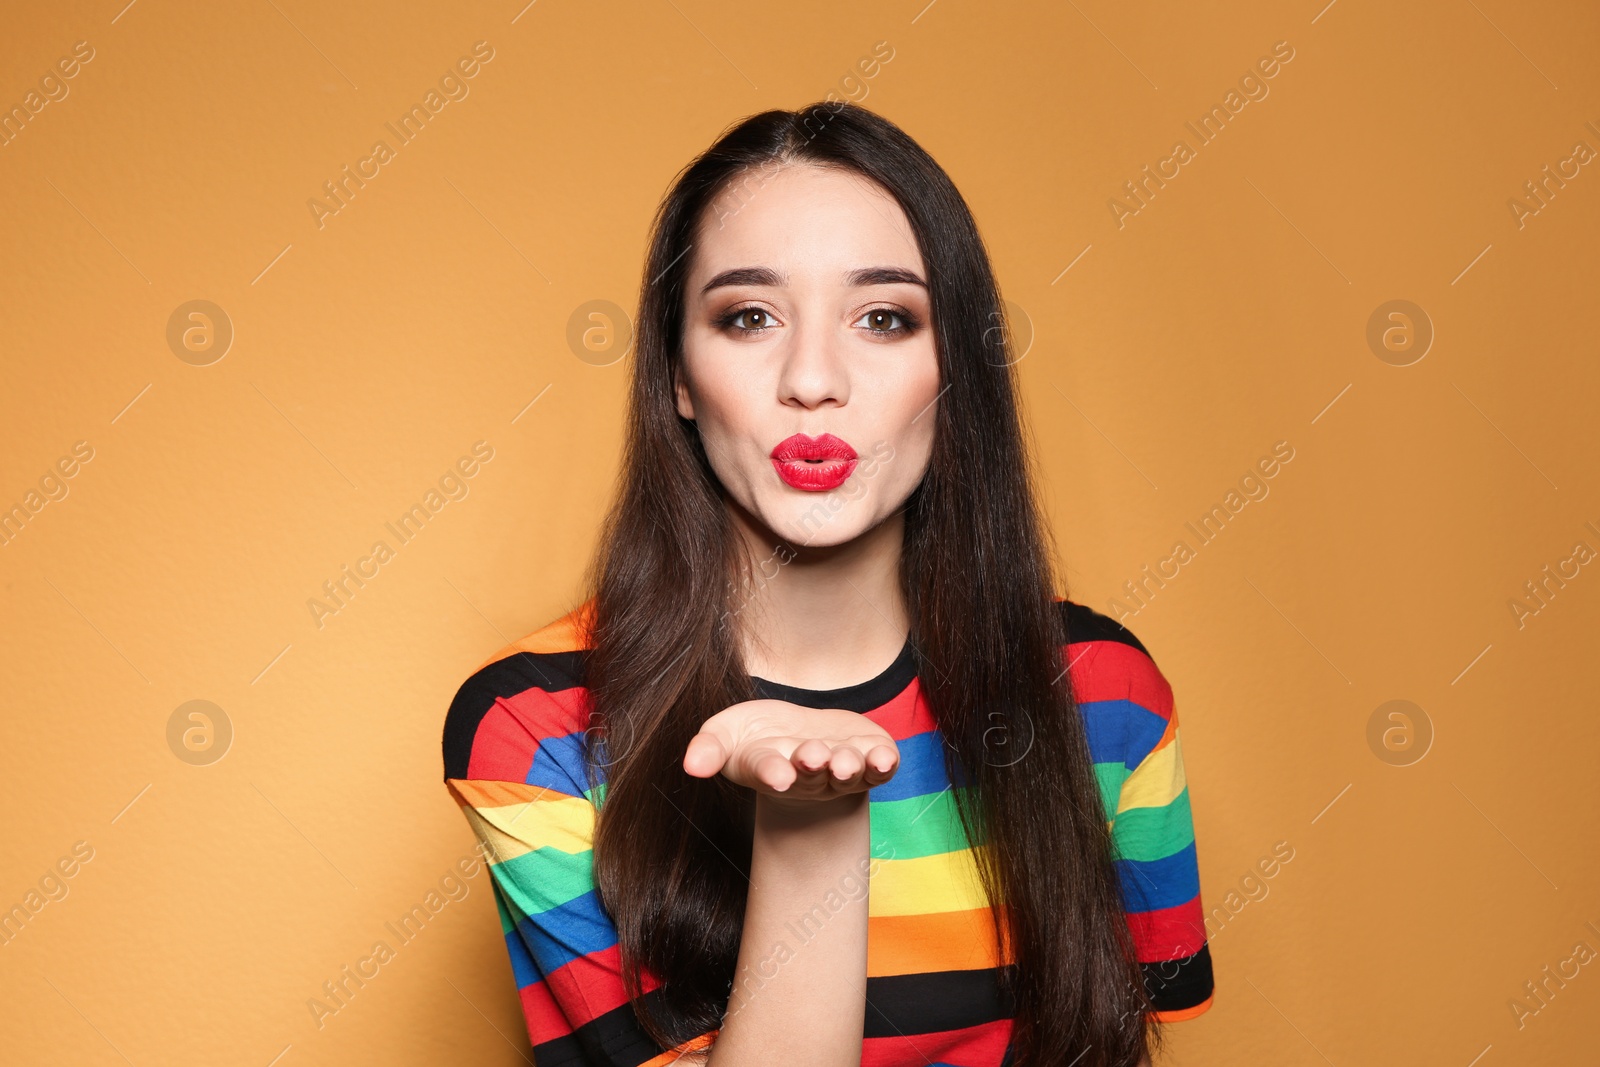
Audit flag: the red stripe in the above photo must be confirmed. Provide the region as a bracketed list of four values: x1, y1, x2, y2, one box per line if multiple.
[517, 975, 572, 1045]
[467, 687, 590, 781]
[538, 941, 665, 1029]
[1125, 893, 1207, 961]
[1066, 640, 1173, 721]
[867, 681, 934, 740]
[861, 1017, 1012, 1067]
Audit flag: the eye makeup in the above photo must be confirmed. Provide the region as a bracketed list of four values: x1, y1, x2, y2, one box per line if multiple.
[711, 303, 923, 339]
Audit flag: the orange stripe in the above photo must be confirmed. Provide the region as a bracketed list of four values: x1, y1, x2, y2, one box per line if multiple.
[473, 599, 596, 672]
[867, 907, 1008, 975]
[638, 1029, 718, 1065]
[1151, 991, 1213, 1023]
[1147, 710, 1178, 755]
[445, 777, 575, 808]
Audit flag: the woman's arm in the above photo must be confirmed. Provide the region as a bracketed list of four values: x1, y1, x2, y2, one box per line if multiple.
[705, 791, 872, 1067]
[680, 700, 898, 1066]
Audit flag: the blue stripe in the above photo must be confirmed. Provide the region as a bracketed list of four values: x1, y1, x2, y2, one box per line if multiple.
[1079, 698, 1167, 769]
[491, 878, 543, 987]
[524, 730, 595, 795]
[505, 926, 541, 988]
[1115, 839, 1200, 913]
[868, 731, 969, 801]
[513, 888, 619, 972]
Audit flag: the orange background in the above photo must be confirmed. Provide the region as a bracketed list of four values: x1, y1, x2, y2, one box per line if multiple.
[2, 1, 1597, 1063]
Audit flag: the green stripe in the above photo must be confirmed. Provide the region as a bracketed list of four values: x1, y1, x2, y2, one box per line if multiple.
[492, 876, 520, 934]
[869, 787, 979, 859]
[1094, 761, 1130, 821]
[1110, 787, 1194, 862]
[492, 845, 597, 917]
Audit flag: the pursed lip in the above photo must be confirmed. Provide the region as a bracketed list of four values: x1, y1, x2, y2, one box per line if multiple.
[770, 433, 858, 463]
[770, 433, 858, 492]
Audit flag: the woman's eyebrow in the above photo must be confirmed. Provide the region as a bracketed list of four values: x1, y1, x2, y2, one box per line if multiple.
[700, 266, 782, 295]
[844, 266, 926, 288]
[699, 265, 927, 295]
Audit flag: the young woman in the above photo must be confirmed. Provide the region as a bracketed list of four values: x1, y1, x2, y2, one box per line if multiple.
[443, 102, 1213, 1067]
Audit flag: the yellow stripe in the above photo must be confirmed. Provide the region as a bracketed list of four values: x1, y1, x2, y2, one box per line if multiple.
[869, 847, 990, 917]
[1117, 726, 1187, 813]
[455, 790, 597, 861]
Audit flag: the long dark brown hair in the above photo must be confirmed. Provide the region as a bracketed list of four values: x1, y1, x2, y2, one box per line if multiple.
[581, 101, 1160, 1067]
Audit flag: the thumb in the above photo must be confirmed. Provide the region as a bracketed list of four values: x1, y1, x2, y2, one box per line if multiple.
[683, 728, 732, 778]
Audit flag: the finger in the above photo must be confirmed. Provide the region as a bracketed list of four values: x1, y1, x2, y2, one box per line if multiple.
[827, 745, 865, 786]
[683, 731, 730, 778]
[861, 744, 899, 785]
[791, 738, 832, 774]
[752, 749, 798, 793]
[867, 743, 898, 774]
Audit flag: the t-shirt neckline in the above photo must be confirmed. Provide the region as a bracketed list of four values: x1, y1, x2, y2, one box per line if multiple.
[747, 634, 917, 713]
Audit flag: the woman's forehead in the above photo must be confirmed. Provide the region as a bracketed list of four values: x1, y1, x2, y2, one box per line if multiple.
[688, 165, 923, 287]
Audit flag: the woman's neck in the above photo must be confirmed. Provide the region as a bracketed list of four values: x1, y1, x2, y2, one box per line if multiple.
[727, 505, 910, 692]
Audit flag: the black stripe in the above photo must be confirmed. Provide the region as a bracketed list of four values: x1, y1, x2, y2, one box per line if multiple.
[862, 966, 1012, 1038]
[441, 649, 586, 781]
[536, 967, 1012, 1065]
[1058, 598, 1152, 658]
[1142, 943, 1214, 1013]
[749, 634, 917, 713]
[529, 953, 1205, 1065]
[530, 986, 694, 1067]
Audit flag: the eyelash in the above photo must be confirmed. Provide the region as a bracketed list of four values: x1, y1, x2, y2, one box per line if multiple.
[714, 304, 923, 338]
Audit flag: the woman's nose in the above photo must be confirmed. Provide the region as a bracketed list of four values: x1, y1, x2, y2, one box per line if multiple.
[775, 319, 849, 409]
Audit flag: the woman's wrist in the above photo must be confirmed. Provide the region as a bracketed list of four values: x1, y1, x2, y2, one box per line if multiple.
[752, 790, 870, 866]
[754, 787, 868, 824]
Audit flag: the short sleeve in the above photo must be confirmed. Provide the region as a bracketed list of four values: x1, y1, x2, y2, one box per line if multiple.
[1063, 601, 1214, 1022]
[443, 655, 719, 1066]
[1111, 706, 1214, 1020]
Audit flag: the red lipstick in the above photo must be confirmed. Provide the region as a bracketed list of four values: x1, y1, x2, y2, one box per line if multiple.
[770, 433, 858, 492]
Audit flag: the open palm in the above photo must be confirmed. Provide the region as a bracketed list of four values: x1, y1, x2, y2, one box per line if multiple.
[683, 698, 901, 802]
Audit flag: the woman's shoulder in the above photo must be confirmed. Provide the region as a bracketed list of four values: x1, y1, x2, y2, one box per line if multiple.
[440, 598, 597, 785]
[471, 597, 597, 673]
[1053, 596, 1176, 763]
[1054, 595, 1153, 658]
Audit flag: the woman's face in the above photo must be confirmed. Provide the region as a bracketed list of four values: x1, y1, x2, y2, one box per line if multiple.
[675, 162, 941, 550]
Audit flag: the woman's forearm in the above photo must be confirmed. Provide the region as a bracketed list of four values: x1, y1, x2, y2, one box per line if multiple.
[706, 791, 872, 1067]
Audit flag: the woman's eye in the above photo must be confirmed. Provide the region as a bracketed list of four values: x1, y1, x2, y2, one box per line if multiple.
[726, 307, 777, 332]
[856, 308, 910, 334]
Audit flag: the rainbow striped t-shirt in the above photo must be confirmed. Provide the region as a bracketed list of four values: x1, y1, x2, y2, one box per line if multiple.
[442, 596, 1213, 1066]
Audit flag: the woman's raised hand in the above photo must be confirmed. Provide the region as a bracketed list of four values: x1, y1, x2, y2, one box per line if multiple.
[682, 698, 900, 804]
